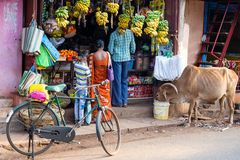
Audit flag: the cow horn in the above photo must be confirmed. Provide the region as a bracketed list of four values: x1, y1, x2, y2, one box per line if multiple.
[160, 83, 178, 95]
[163, 90, 168, 101]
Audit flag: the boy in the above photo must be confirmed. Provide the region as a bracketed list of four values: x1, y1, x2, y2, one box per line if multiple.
[73, 52, 91, 124]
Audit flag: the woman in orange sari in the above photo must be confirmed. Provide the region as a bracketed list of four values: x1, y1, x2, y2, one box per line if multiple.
[88, 39, 112, 119]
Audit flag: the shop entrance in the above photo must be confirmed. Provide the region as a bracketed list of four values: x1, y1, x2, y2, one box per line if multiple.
[202, 1, 240, 92]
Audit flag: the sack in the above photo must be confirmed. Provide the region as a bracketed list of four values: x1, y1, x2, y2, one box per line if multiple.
[42, 34, 60, 62]
[18, 66, 42, 96]
[107, 52, 114, 81]
[29, 84, 49, 101]
[35, 44, 54, 68]
[21, 19, 44, 55]
[29, 91, 46, 102]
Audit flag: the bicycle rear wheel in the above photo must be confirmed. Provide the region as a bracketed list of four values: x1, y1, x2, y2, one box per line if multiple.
[6, 103, 59, 156]
[96, 107, 121, 156]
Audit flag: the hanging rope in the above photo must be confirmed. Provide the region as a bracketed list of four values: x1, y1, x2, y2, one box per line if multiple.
[137, 0, 140, 14]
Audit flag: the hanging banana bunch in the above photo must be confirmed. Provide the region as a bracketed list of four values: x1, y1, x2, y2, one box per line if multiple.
[149, 0, 165, 17]
[156, 20, 169, 45]
[143, 11, 161, 55]
[55, 6, 69, 28]
[107, 2, 119, 16]
[75, 0, 90, 14]
[123, 5, 135, 17]
[75, 0, 90, 27]
[144, 11, 161, 38]
[130, 14, 145, 37]
[107, 2, 119, 28]
[72, 8, 80, 18]
[96, 11, 109, 29]
[118, 14, 130, 34]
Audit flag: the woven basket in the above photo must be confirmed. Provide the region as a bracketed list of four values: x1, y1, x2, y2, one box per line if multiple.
[53, 92, 71, 109]
[19, 104, 65, 128]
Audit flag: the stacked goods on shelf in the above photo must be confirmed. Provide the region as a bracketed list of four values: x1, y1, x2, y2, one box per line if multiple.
[131, 14, 145, 37]
[55, 6, 69, 28]
[118, 14, 130, 34]
[128, 75, 153, 85]
[59, 49, 78, 61]
[128, 85, 153, 98]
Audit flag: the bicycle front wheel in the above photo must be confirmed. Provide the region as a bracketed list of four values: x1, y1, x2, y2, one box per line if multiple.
[6, 102, 59, 156]
[96, 107, 121, 156]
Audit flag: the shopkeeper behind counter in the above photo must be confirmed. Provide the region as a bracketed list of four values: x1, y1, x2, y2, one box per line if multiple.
[108, 28, 136, 108]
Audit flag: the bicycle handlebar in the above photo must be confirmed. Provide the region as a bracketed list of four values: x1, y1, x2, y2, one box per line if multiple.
[76, 79, 109, 89]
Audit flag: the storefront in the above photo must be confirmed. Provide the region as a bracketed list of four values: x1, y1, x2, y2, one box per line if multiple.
[0, 0, 203, 110]
[17, 0, 180, 102]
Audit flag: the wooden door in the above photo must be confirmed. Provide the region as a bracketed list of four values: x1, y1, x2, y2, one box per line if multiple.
[165, 0, 179, 54]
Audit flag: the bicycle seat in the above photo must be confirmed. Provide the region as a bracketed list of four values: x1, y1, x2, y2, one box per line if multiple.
[45, 84, 66, 92]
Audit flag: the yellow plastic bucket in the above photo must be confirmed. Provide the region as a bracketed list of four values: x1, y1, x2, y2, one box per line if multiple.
[153, 100, 169, 120]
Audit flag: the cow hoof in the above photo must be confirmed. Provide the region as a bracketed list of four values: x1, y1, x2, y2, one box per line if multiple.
[183, 123, 191, 127]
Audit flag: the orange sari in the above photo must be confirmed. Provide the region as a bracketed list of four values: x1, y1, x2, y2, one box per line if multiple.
[88, 52, 112, 119]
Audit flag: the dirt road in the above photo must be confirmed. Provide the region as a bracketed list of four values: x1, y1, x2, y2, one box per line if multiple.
[1, 123, 240, 160]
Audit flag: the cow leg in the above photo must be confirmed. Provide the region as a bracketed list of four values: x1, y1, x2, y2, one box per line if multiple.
[188, 100, 196, 124]
[226, 97, 234, 125]
[194, 101, 199, 121]
[218, 96, 226, 121]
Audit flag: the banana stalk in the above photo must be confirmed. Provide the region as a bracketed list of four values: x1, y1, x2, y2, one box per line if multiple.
[111, 14, 113, 29]
[83, 14, 86, 28]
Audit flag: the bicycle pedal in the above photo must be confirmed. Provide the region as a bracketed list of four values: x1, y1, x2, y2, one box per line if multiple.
[70, 140, 81, 145]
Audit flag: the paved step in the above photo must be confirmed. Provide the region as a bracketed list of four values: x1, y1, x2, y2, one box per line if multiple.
[0, 99, 14, 134]
[116, 99, 153, 118]
[0, 98, 13, 108]
[0, 118, 6, 133]
[0, 98, 14, 130]
[63, 100, 154, 123]
[113, 104, 153, 119]
[0, 107, 12, 119]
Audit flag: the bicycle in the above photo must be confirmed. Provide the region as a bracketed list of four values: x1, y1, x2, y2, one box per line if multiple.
[6, 80, 121, 159]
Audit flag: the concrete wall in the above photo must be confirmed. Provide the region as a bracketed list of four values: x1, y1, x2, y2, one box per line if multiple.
[178, 0, 204, 65]
[0, 0, 23, 97]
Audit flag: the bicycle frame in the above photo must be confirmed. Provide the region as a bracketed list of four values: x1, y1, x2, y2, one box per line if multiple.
[49, 86, 103, 133]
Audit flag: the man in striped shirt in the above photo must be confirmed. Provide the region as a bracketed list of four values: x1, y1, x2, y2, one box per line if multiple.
[108, 28, 136, 108]
[73, 55, 91, 123]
